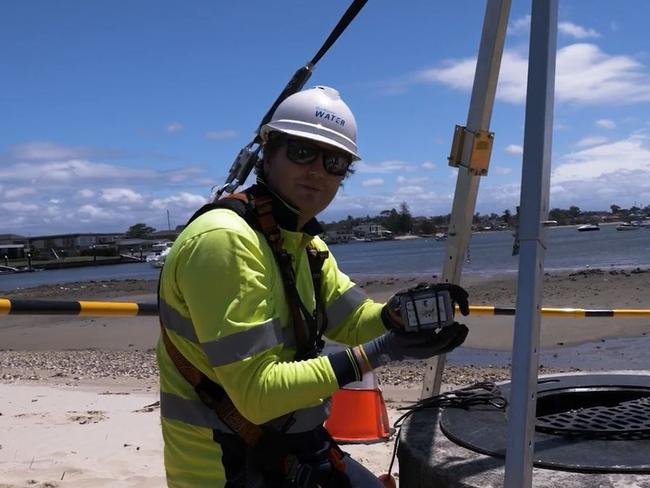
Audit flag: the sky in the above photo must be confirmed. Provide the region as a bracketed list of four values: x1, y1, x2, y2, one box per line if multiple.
[2, 1, 650, 235]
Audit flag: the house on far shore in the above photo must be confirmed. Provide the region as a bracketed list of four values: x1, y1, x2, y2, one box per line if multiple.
[322, 229, 356, 245]
[351, 224, 393, 241]
[27, 233, 124, 259]
[0, 234, 28, 259]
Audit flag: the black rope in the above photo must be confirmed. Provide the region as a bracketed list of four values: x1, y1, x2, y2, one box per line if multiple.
[386, 382, 507, 476]
[310, 0, 368, 66]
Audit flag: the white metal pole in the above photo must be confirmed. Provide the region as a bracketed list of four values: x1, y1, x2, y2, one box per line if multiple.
[504, 1, 558, 487]
[421, 0, 511, 399]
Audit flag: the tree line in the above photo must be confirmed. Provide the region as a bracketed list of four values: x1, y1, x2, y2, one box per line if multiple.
[124, 203, 649, 238]
[322, 202, 650, 235]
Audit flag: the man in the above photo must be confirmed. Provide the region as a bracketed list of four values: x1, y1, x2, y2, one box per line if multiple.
[157, 85, 469, 487]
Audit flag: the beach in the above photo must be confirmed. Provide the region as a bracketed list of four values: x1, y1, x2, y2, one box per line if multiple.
[1, 268, 649, 486]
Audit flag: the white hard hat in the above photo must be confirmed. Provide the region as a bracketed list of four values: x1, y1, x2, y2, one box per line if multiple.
[260, 86, 360, 161]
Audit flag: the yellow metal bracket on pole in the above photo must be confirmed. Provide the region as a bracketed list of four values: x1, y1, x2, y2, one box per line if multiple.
[448, 125, 495, 176]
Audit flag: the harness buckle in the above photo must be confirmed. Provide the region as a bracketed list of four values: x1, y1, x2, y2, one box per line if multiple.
[287, 460, 314, 488]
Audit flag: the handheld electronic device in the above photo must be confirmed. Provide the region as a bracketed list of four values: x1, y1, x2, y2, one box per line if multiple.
[397, 286, 455, 332]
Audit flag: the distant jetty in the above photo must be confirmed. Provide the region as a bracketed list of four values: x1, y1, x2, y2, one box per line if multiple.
[0, 255, 142, 274]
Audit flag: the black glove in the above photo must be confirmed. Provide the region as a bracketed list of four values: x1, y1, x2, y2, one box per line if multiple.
[361, 322, 469, 368]
[381, 282, 470, 330]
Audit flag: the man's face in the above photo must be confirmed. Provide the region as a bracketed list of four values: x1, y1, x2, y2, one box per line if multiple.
[263, 138, 348, 225]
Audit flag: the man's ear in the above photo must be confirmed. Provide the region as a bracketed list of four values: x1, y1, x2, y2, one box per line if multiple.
[262, 156, 272, 178]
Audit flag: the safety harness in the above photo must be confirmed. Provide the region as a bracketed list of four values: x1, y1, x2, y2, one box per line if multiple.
[158, 186, 347, 486]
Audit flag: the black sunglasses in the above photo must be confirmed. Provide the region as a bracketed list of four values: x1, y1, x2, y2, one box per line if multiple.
[285, 139, 352, 177]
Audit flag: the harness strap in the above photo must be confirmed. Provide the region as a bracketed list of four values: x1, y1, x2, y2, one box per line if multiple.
[306, 245, 330, 353]
[160, 323, 263, 446]
[252, 192, 314, 360]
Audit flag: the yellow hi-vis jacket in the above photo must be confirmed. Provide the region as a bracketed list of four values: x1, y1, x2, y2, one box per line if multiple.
[156, 203, 386, 488]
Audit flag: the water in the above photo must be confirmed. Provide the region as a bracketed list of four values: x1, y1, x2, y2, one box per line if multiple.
[1, 223, 649, 292]
[0, 262, 162, 292]
[330, 224, 650, 277]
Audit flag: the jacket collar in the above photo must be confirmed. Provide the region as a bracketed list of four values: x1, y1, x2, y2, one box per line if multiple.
[249, 179, 324, 236]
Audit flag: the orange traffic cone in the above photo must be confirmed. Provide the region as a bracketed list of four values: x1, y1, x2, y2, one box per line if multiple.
[325, 370, 391, 443]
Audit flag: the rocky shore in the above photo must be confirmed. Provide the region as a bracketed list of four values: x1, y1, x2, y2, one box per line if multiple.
[0, 348, 573, 391]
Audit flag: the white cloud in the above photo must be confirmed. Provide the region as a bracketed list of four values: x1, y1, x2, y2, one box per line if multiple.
[494, 167, 513, 175]
[166, 122, 184, 134]
[550, 170, 650, 210]
[595, 119, 616, 129]
[355, 160, 416, 174]
[509, 16, 600, 40]
[421, 161, 436, 170]
[0, 150, 215, 233]
[396, 175, 430, 185]
[326, 188, 452, 221]
[0, 159, 205, 189]
[555, 44, 650, 104]
[575, 136, 609, 148]
[8, 142, 86, 161]
[505, 144, 524, 155]
[508, 15, 530, 35]
[553, 133, 650, 184]
[78, 204, 105, 218]
[1, 201, 39, 212]
[150, 192, 206, 210]
[205, 130, 237, 141]
[100, 188, 144, 204]
[558, 22, 600, 39]
[407, 43, 650, 105]
[4, 186, 36, 199]
[77, 189, 95, 198]
[0, 160, 147, 184]
[476, 182, 522, 211]
[361, 178, 384, 187]
[400, 185, 425, 195]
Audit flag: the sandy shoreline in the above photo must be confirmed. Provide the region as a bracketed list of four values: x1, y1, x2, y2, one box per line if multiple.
[1, 268, 649, 486]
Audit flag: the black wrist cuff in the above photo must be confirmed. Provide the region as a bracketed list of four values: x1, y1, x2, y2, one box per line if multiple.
[327, 349, 362, 387]
[381, 305, 401, 330]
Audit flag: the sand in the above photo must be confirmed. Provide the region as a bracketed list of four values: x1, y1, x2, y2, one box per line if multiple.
[1, 268, 649, 486]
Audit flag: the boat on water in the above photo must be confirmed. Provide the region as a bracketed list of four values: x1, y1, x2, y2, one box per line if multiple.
[616, 222, 640, 231]
[577, 223, 600, 232]
[146, 242, 172, 268]
[0, 265, 45, 274]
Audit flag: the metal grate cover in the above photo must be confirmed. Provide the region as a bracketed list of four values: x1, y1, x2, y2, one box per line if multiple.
[439, 374, 650, 473]
[536, 396, 650, 439]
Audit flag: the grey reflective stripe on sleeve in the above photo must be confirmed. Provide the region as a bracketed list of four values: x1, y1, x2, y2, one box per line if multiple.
[160, 391, 233, 432]
[325, 285, 369, 330]
[202, 318, 285, 367]
[161, 391, 328, 434]
[267, 402, 330, 433]
[159, 299, 199, 343]
[160, 297, 293, 364]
